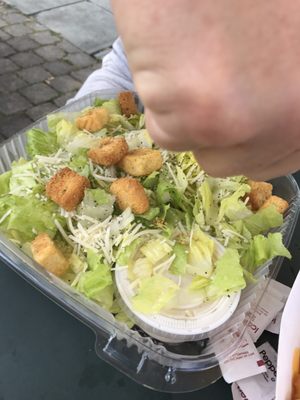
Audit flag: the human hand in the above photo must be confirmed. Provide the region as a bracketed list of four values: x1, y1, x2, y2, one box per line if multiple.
[112, 0, 300, 179]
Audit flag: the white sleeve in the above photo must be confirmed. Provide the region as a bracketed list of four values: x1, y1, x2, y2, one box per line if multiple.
[70, 38, 135, 101]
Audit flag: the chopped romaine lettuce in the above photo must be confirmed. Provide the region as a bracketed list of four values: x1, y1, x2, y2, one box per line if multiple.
[77, 267, 112, 299]
[65, 132, 99, 154]
[101, 99, 121, 115]
[0, 194, 63, 243]
[156, 176, 191, 212]
[86, 249, 103, 270]
[169, 243, 187, 275]
[78, 188, 115, 221]
[132, 275, 179, 314]
[187, 227, 215, 277]
[140, 239, 173, 264]
[47, 111, 79, 131]
[56, 119, 77, 146]
[189, 275, 211, 290]
[0, 171, 12, 195]
[125, 129, 153, 150]
[115, 309, 135, 328]
[77, 250, 112, 297]
[243, 205, 283, 236]
[26, 128, 58, 158]
[241, 232, 291, 272]
[138, 207, 160, 221]
[69, 149, 89, 177]
[142, 171, 159, 190]
[108, 114, 135, 130]
[218, 183, 251, 222]
[176, 152, 197, 172]
[175, 166, 188, 193]
[92, 285, 114, 310]
[199, 179, 216, 224]
[206, 248, 246, 298]
[93, 98, 105, 107]
[9, 159, 37, 196]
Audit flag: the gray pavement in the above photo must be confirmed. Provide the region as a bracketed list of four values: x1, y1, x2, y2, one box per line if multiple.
[0, 0, 117, 140]
[2, 0, 117, 55]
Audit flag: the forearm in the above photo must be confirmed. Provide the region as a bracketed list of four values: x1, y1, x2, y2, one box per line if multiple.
[71, 38, 134, 101]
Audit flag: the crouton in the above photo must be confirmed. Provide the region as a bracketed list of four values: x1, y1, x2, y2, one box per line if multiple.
[260, 195, 289, 214]
[248, 180, 273, 210]
[110, 177, 149, 214]
[76, 107, 109, 133]
[118, 91, 138, 117]
[31, 233, 69, 277]
[88, 136, 128, 166]
[118, 148, 163, 176]
[46, 167, 90, 211]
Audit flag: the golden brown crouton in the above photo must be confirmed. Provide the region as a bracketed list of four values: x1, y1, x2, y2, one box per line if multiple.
[110, 177, 149, 214]
[31, 233, 69, 277]
[260, 195, 289, 214]
[46, 167, 90, 211]
[248, 180, 273, 211]
[76, 107, 109, 133]
[88, 136, 128, 166]
[118, 148, 163, 176]
[118, 91, 138, 117]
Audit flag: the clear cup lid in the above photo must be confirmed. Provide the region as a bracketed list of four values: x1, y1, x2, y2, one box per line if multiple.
[115, 239, 241, 342]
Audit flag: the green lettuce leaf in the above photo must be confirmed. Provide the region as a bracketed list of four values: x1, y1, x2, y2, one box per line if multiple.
[140, 239, 173, 264]
[0, 194, 63, 243]
[218, 183, 251, 222]
[175, 166, 188, 193]
[142, 171, 159, 190]
[78, 188, 115, 221]
[92, 285, 114, 310]
[169, 243, 187, 275]
[69, 149, 89, 177]
[199, 179, 215, 224]
[86, 249, 103, 270]
[101, 99, 121, 115]
[93, 98, 105, 107]
[115, 309, 135, 328]
[26, 128, 58, 158]
[47, 111, 79, 132]
[56, 119, 78, 146]
[156, 176, 191, 213]
[65, 132, 99, 154]
[132, 275, 179, 314]
[207, 248, 246, 298]
[77, 250, 112, 305]
[176, 152, 197, 172]
[77, 268, 112, 299]
[138, 207, 160, 221]
[117, 238, 145, 266]
[9, 159, 37, 196]
[108, 114, 135, 130]
[125, 129, 153, 150]
[187, 227, 215, 277]
[0, 171, 12, 195]
[243, 206, 283, 236]
[189, 275, 211, 290]
[241, 232, 291, 272]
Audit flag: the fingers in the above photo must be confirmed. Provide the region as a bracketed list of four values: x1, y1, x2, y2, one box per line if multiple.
[193, 140, 300, 180]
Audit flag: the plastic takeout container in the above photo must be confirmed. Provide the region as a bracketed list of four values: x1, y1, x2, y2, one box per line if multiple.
[0, 90, 299, 393]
